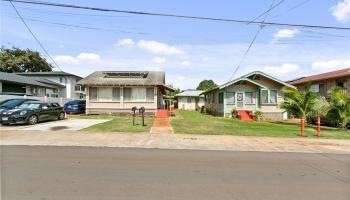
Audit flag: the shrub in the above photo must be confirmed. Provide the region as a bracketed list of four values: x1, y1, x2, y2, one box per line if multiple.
[231, 108, 238, 119]
[254, 110, 263, 122]
[205, 104, 215, 115]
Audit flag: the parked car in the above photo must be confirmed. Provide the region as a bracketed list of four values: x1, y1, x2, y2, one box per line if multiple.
[1, 101, 65, 125]
[64, 100, 86, 114]
[0, 98, 38, 122]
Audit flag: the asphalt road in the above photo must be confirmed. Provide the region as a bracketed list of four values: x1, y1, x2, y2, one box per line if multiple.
[1, 146, 349, 200]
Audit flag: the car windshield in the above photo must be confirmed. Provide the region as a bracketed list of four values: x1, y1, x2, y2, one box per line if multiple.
[0, 99, 24, 108]
[18, 103, 41, 109]
[66, 100, 83, 105]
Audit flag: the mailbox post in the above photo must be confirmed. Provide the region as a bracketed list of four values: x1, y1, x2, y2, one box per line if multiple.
[139, 106, 145, 126]
[131, 106, 137, 126]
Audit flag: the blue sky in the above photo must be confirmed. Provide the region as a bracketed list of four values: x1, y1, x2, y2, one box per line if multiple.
[1, 0, 350, 89]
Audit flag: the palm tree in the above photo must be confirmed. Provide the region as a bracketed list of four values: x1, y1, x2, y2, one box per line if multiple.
[327, 87, 350, 129]
[280, 85, 319, 136]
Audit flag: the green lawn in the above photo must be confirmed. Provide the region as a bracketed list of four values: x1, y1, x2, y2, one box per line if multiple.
[171, 110, 350, 139]
[68, 114, 154, 133]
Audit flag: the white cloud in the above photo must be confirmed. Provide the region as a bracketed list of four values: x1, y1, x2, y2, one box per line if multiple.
[77, 53, 100, 61]
[137, 40, 184, 55]
[115, 38, 135, 47]
[330, 0, 350, 21]
[180, 61, 191, 66]
[312, 59, 350, 72]
[54, 55, 79, 64]
[263, 64, 300, 75]
[54, 52, 100, 64]
[273, 29, 299, 39]
[152, 57, 167, 64]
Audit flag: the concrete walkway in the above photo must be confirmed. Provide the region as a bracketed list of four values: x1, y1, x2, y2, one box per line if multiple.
[1, 130, 350, 154]
[0, 118, 110, 131]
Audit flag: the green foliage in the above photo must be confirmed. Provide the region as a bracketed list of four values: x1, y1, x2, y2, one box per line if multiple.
[196, 80, 218, 91]
[205, 104, 215, 115]
[231, 108, 238, 119]
[280, 85, 319, 119]
[0, 47, 53, 73]
[254, 110, 263, 122]
[327, 87, 350, 129]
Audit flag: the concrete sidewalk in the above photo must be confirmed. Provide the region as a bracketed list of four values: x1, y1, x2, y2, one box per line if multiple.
[1, 130, 350, 154]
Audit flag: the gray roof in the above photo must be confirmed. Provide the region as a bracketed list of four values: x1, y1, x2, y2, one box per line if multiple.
[175, 90, 204, 97]
[16, 71, 82, 79]
[78, 71, 166, 86]
[203, 71, 296, 94]
[0, 72, 57, 88]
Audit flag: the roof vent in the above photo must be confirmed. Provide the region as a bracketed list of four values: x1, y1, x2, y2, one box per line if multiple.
[103, 71, 148, 79]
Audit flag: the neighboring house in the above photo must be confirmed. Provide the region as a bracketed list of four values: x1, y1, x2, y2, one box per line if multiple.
[78, 71, 174, 115]
[288, 68, 350, 98]
[175, 90, 204, 110]
[16, 71, 85, 99]
[0, 72, 63, 97]
[202, 71, 296, 120]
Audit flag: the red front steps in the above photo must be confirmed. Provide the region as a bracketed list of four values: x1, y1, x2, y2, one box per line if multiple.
[237, 110, 254, 122]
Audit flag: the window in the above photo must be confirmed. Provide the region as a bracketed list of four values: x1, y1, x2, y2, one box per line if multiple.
[226, 92, 235, 104]
[146, 88, 154, 101]
[337, 82, 345, 88]
[59, 77, 66, 83]
[311, 84, 319, 92]
[132, 88, 146, 101]
[269, 90, 277, 104]
[261, 90, 268, 104]
[89, 87, 97, 101]
[112, 88, 120, 101]
[187, 97, 192, 103]
[218, 92, 224, 104]
[123, 88, 132, 101]
[98, 88, 113, 101]
[244, 92, 253, 104]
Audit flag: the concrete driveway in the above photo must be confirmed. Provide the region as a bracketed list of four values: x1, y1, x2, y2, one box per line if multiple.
[0, 118, 110, 131]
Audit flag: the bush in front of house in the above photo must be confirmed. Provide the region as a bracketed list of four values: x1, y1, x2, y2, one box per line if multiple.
[231, 108, 238, 119]
[205, 104, 215, 115]
[254, 110, 263, 122]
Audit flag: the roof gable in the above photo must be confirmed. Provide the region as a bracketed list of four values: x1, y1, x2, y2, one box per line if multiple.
[243, 71, 296, 89]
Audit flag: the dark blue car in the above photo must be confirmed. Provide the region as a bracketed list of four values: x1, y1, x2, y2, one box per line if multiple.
[64, 100, 86, 114]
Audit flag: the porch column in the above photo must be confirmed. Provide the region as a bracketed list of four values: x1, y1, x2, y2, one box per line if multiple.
[120, 87, 124, 109]
[223, 90, 227, 117]
[154, 87, 158, 109]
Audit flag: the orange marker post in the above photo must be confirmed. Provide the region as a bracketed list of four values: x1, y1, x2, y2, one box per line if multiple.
[317, 115, 321, 137]
[301, 118, 305, 137]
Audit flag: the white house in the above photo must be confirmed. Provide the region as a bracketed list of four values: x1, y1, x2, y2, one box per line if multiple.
[175, 90, 205, 110]
[16, 71, 85, 99]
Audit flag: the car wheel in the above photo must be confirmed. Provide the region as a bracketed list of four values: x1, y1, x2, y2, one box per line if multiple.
[58, 112, 65, 120]
[28, 115, 38, 125]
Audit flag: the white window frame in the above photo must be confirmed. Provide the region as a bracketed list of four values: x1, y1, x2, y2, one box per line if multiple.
[260, 89, 278, 105]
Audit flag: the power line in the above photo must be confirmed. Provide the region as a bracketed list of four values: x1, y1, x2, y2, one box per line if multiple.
[247, 0, 286, 24]
[5, 14, 149, 35]
[228, 0, 279, 80]
[3, 0, 350, 31]
[8, 0, 63, 71]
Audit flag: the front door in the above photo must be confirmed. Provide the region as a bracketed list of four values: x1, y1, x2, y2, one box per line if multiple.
[237, 92, 244, 109]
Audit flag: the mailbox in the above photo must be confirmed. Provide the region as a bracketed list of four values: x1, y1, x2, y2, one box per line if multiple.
[139, 107, 145, 126]
[131, 106, 137, 126]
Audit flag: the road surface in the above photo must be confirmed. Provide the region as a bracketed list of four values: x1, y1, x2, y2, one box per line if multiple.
[1, 146, 349, 200]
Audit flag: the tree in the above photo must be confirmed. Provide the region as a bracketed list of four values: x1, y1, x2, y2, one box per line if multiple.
[327, 87, 350, 129]
[0, 47, 53, 73]
[196, 80, 217, 91]
[280, 85, 319, 136]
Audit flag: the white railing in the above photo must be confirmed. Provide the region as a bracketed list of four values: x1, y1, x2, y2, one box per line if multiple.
[0, 95, 74, 106]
